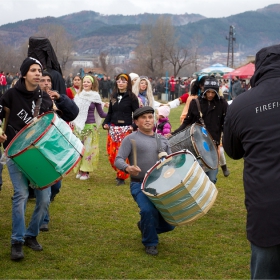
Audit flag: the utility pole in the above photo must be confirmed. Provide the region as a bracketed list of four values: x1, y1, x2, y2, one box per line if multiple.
[226, 25, 236, 68]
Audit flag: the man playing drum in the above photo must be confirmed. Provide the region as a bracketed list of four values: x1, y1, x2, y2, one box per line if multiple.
[0, 57, 79, 261]
[115, 106, 175, 256]
[168, 76, 228, 184]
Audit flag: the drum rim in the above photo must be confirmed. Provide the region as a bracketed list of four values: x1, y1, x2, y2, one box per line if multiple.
[141, 150, 196, 190]
[189, 123, 218, 170]
[5, 111, 56, 158]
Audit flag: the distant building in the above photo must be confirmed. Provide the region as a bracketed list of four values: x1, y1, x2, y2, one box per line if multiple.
[72, 61, 94, 68]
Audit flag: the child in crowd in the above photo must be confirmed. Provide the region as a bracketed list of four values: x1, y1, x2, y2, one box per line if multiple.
[154, 105, 171, 136]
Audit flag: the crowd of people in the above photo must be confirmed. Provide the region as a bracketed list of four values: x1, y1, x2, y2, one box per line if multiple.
[1, 36, 279, 278]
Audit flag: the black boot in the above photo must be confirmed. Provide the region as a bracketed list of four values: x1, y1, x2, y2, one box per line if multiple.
[11, 242, 24, 261]
[221, 165, 230, 177]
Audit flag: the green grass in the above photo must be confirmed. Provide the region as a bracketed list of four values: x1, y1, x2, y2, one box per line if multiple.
[0, 104, 250, 279]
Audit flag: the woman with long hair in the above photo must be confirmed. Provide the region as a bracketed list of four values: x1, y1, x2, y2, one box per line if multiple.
[72, 75, 107, 180]
[132, 76, 154, 108]
[103, 73, 139, 186]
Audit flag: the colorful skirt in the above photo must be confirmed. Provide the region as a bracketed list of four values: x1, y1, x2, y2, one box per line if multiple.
[74, 123, 99, 173]
[107, 125, 131, 180]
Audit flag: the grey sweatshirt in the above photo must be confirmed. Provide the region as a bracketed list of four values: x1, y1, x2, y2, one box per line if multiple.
[115, 130, 171, 180]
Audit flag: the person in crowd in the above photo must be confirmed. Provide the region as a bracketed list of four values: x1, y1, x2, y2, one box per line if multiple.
[174, 79, 180, 99]
[223, 44, 280, 279]
[6, 73, 14, 90]
[107, 76, 113, 94]
[154, 105, 171, 136]
[0, 71, 7, 95]
[66, 73, 73, 88]
[231, 76, 242, 99]
[155, 78, 166, 100]
[169, 76, 176, 100]
[72, 75, 107, 180]
[132, 76, 155, 108]
[101, 75, 111, 99]
[179, 75, 207, 123]
[169, 76, 228, 184]
[38, 70, 78, 231]
[0, 57, 79, 261]
[28, 36, 67, 95]
[103, 73, 139, 186]
[129, 73, 139, 86]
[66, 75, 82, 99]
[115, 106, 175, 255]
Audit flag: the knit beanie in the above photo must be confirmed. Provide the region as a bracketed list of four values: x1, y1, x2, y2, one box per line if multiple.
[129, 72, 139, 81]
[202, 77, 219, 95]
[157, 105, 170, 118]
[20, 57, 43, 76]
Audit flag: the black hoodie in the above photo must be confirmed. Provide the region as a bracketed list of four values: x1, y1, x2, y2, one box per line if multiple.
[0, 78, 78, 149]
[223, 44, 280, 247]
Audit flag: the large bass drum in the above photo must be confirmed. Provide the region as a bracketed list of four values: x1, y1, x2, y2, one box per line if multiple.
[6, 112, 84, 189]
[168, 123, 218, 171]
[142, 150, 218, 226]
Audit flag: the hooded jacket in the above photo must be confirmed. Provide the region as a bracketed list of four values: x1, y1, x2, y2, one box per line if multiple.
[172, 90, 228, 144]
[0, 78, 78, 148]
[223, 44, 280, 247]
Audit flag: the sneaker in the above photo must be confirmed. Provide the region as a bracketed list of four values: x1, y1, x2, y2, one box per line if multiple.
[76, 171, 82, 179]
[11, 242, 24, 261]
[80, 173, 89, 180]
[24, 236, 43, 251]
[145, 246, 158, 256]
[116, 178, 125, 186]
[40, 224, 49, 232]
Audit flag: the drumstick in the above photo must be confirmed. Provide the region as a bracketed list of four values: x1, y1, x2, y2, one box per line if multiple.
[130, 139, 137, 167]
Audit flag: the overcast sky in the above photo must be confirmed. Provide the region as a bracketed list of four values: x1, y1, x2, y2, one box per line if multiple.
[1, 0, 278, 26]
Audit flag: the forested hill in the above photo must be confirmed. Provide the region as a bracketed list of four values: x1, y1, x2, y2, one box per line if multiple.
[0, 4, 280, 55]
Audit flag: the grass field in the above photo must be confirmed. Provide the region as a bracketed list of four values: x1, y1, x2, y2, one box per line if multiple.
[0, 104, 249, 279]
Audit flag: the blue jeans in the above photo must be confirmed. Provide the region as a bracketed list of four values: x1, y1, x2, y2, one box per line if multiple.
[206, 168, 219, 184]
[43, 181, 62, 225]
[130, 182, 175, 247]
[7, 159, 51, 244]
[251, 242, 280, 279]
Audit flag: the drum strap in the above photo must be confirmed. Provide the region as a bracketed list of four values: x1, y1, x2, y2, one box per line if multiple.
[195, 99, 206, 127]
[34, 94, 42, 118]
[155, 133, 167, 159]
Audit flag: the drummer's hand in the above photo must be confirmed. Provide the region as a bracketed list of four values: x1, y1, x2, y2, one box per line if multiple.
[125, 165, 141, 177]
[103, 124, 109, 130]
[47, 89, 60, 100]
[0, 133, 7, 143]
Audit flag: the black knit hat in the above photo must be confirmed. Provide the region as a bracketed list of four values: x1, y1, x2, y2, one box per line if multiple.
[133, 106, 154, 120]
[202, 77, 219, 95]
[20, 57, 43, 76]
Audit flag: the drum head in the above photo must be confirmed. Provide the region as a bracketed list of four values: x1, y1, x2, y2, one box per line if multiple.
[191, 124, 218, 169]
[143, 151, 196, 195]
[6, 112, 54, 157]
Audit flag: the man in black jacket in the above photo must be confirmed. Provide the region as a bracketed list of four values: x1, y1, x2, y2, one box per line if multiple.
[0, 57, 78, 261]
[223, 44, 280, 279]
[171, 76, 228, 183]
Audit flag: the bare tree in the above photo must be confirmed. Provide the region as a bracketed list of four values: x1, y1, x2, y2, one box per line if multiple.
[99, 51, 108, 73]
[165, 43, 195, 77]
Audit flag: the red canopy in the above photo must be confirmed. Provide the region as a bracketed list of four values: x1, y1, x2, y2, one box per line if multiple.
[223, 63, 255, 79]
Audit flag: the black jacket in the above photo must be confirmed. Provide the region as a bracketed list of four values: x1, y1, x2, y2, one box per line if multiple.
[223, 44, 280, 247]
[0, 78, 78, 148]
[103, 91, 139, 127]
[173, 94, 228, 144]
